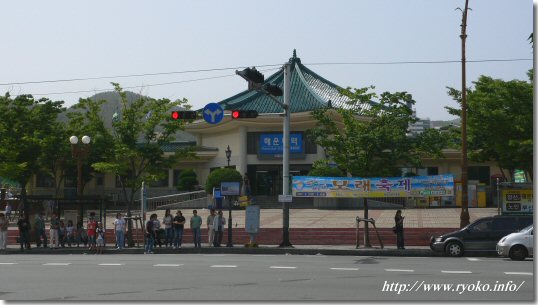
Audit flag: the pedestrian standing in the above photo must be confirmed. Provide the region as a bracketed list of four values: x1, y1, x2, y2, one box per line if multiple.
[162, 209, 173, 248]
[49, 213, 60, 249]
[59, 220, 67, 248]
[172, 210, 185, 249]
[4, 202, 12, 221]
[75, 219, 87, 247]
[96, 222, 105, 254]
[87, 213, 97, 251]
[34, 212, 48, 248]
[113, 212, 126, 250]
[145, 214, 157, 254]
[0, 213, 8, 252]
[17, 212, 31, 251]
[213, 210, 226, 247]
[190, 210, 202, 248]
[206, 209, 216, 247]
[153, 215, 163, 248]
[66, 220, 75, 247]
[394, 210, 405, 249]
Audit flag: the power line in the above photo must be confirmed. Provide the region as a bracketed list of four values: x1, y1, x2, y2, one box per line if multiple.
[29, 68, 281, 96]
[0, 58, 531, 87]
[0, 64, 283, 86]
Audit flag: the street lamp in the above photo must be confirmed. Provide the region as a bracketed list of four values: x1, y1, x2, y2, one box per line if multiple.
[69, 135, 91, 196]
[225, 145, 232, 168]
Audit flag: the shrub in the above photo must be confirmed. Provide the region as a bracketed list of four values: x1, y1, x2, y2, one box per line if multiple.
[204, 168, 243, 193]
[177, 169, 199, 191]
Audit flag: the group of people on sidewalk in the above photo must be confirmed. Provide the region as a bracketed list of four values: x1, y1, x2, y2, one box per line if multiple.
[144, 209, 226, 254]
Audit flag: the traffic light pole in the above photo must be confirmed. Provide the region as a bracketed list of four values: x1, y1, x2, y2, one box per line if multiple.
[279, 63, 293, 247]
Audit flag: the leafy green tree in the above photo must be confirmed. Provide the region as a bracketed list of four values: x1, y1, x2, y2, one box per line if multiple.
[177, 169, 199, 191]
[37, 119, 71, 197]
[308, 160, 345, 177]
[73, 83, 193, 245]
[0, 93, 65, 214]
[446, 72, 533, 181]
[205, 168, 243, 194]
[307, 87, 445, 246]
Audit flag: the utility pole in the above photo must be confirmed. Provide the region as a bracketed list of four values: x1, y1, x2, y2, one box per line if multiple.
[280, 62, 292, 247]
[459, 0, 471, 228]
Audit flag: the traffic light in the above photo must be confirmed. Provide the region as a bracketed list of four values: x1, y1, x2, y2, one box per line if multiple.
[231, 110, 258, 119]
[235, 67, 264, 84]
[171, 111, 197, 120]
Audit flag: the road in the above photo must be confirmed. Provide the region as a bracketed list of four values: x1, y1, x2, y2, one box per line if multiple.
[0, 254, 532, 301]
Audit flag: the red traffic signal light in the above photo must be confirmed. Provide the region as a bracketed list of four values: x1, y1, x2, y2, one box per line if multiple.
[171, 111, 197, 120]
[231, 110, 258, 119]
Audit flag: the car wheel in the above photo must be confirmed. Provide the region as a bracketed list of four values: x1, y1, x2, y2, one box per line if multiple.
[509, 245, 528, 261]
[445, 241, 464, 257]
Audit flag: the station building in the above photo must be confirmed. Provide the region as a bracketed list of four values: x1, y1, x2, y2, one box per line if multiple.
[28, 51, 502, 207]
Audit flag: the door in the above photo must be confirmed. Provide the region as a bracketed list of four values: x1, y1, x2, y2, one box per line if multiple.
[464, 218, 492, 251]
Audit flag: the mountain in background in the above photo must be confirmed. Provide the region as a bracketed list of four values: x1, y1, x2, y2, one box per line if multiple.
[60, 91, 196, 142]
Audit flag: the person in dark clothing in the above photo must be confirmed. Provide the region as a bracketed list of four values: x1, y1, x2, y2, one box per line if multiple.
[394, 210, 405, 249]
[172, 210, 185, 249]
[17, 213, 31, 251]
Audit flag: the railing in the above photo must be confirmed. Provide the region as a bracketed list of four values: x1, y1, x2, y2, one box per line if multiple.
[135, 190, 208, 211]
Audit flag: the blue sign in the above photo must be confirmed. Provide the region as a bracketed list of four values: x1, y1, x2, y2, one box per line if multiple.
[260, 133, 303, 154]
[203, 103, 224, 124]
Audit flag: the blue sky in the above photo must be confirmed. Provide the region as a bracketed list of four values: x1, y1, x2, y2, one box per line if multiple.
[0, 0, 533, 120]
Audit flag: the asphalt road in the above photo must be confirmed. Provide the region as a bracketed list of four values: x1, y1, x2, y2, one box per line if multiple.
[0, 254, 533, 302]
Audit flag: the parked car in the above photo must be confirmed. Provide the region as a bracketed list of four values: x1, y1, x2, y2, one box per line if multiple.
[497, 225, 533, 260]
[430, 215, 533, 257]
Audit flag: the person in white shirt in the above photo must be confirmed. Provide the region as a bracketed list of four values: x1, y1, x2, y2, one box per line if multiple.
[113, 213, 126, 250]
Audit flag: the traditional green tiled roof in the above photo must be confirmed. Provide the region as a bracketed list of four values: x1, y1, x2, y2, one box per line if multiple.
[215, 50, 372, 113]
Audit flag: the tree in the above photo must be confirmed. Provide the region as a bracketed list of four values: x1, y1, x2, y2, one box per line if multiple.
[73, 83, 193, 246]
[177, 169, 199, 191]
[308, 160, 345, 177]
[0, 93, 65, 215]
[307, 87, 445, 246]
[446, 72, 533, 181]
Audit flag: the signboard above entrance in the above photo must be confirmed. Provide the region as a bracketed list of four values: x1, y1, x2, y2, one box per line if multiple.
[292, 174, 455, 198]
[259, 133, 302, 154]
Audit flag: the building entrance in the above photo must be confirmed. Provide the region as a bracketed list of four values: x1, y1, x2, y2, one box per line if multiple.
[247, 165, 311, 196]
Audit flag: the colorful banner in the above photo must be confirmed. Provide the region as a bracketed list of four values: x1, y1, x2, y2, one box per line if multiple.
[292, 174, 454, 198]
[501, 189, 533, 214]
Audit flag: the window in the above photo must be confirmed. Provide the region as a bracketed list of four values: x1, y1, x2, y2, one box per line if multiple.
[36, 172, 55, 188]
[470, 219, 492, 232]
[468, 166, 490, 185]
[95, 173, 104, 186]
[149, 172, 169, 188]
[492, 218, 517, 231]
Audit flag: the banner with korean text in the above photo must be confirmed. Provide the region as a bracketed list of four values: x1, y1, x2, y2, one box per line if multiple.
[292, 174, 454, 198]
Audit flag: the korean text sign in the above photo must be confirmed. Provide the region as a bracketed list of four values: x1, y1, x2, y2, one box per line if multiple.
[259, 133, 302, 154]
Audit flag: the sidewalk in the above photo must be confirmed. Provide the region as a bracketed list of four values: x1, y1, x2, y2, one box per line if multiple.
[2, 208, 499, 256]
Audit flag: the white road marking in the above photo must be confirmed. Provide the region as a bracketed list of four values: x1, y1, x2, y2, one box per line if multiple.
[442, 270, 472, 274]
[466, 258, 481, 261]
[330, 268, 359, 271]
[504, 272, 533, 276]
[98, 263, 124, 266]
[210, 265, 237, 268]
[43, 263, 71, 266]
[0, 263, 17, 265]
[153, 264, 183, 267]
[385, 269, 414, 272]
[270, 266, 297, 269]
